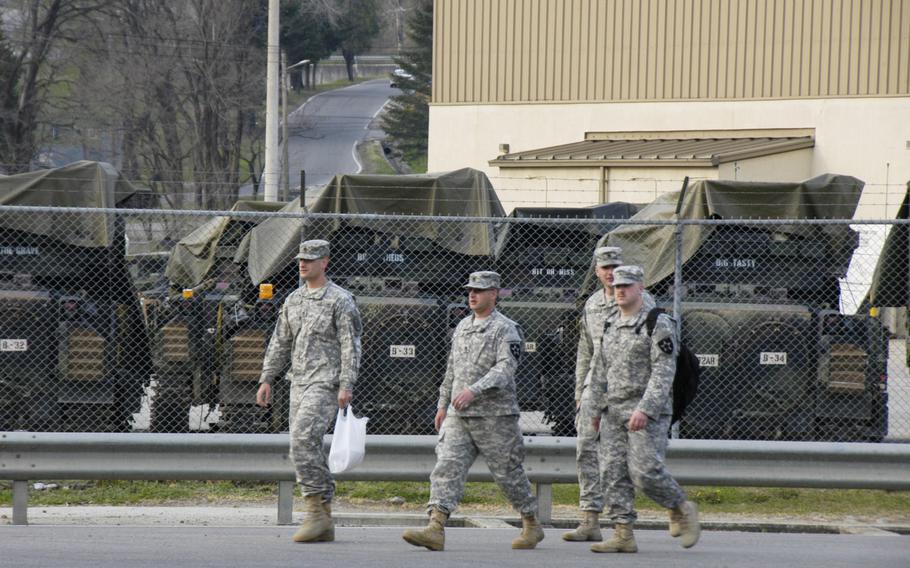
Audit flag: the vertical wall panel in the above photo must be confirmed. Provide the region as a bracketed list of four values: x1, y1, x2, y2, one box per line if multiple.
[432, 0, 910, 103]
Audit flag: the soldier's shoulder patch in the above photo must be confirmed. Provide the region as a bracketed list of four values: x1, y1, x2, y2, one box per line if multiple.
[658, 337, 674, 355]
[509, 342, 522, 361]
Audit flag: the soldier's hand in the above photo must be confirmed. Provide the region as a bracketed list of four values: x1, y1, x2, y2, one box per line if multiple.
[591, 417, 601, 432]
[434, 408, 447, 432]
[576, 399, 581, 411]
[452, 389, 475, 411]
[256, 383, 272, 407]
[628, 410, 649, 432]
[338, 389, 352, 409]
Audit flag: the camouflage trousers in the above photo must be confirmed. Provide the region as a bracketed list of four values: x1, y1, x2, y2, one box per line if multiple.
[575, 387, 604, 512]
[428, 414, 538, 516]
[289, 381, 338, 502]
[600, 407, 686, 524]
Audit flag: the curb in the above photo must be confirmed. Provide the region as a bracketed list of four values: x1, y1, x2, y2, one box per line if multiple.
[327, 513, 910, 536]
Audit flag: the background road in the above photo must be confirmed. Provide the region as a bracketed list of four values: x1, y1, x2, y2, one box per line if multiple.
[237, 78, 396, 200]
[3, 526, 907, 568]
[286, 78, 396, 192]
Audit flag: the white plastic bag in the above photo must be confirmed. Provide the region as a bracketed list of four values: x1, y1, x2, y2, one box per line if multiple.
[328, 406, 368, 474]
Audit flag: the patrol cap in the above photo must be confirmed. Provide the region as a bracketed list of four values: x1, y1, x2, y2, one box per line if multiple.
[295, 239, 330, 260]
[464, 271, 501, 290]
[594, 246, 623, 268]
[612, 265, 645, 286]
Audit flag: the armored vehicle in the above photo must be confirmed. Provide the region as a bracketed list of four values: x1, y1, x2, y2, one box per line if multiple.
[494, 204, 639, 436]
[243, 168, 503, 434]
[601, 174, 889, 441]
[0, 161, 151, 432]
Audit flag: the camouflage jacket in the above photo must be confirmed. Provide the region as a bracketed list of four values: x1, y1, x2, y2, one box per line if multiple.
[259, 281, 363, 390]
[575, 290, 656, 401]
[438, 310, 523, 417]
[586, 301, 676, 418]
[574, 289, 615, 401]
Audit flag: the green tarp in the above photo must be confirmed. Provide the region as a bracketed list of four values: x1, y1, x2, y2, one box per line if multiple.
[0, 161, 144, 248]
[602, 174, 865, 287]
[165, 200, 285, 289]
[867, 183, 910, 308]
[245, 168, 504, 285]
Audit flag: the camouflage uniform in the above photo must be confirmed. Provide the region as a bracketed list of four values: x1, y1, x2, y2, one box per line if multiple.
[259, 245, 362, 503]
[575, 284, 654, 513]
[428, 272, 537, 517]
[586, 266, 686, 525]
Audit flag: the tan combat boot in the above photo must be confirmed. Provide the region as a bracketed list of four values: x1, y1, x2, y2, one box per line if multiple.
[511, 513, 545, 549]
[562, 511, 603, 542]
[292, 495, 334, 542]
[402, 508, 448, 551]
[673, 500, 701, 548]
[590, 523, 637, 553]
[668, 507, 682, 537]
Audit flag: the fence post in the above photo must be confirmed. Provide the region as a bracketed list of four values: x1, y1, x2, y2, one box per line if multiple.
[278, 480, 294, 525]
[535, 482, 552, 525]
[12, 480, 28, 525]
[672, 176, 690, 339]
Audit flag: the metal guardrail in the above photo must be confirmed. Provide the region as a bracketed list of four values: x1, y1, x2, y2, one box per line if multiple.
[3, 432, 909, 526]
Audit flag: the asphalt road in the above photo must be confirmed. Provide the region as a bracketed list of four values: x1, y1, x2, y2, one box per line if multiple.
[236, 78, 396, 200]
[286, 78, 397, 191]
[2, 527, 907, 568]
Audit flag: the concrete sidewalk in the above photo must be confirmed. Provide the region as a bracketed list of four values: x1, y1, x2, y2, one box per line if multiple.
[2, 505, 908, 536]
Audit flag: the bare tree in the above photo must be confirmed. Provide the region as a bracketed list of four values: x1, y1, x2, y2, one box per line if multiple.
[71, 0, 266, 210]
[0, 0, 118, 173]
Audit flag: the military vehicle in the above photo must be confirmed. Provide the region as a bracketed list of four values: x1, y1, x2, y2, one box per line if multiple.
[494, 204, 639, 436]
[0, 161, 152, 432]
[601, 174, 889, 441]
[146, 200, 287, 432]
[243, 168, 503, 434]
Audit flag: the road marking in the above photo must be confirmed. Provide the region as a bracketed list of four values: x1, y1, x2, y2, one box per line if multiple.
[352, 140, 363, 173]
[364, 98, 393, 130]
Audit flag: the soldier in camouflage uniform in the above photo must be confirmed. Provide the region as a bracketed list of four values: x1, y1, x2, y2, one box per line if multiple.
[566, 247, 657, 542]
[586, 265, 700, 554]
[256, 240, 363, 543]
[402, 271, 544, 552]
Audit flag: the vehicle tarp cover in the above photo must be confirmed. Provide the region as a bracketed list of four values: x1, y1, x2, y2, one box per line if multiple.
[0, 160, 143, 248]
[602, 174, 864, 287]
[867, 182, 910, 308]
[165, 200, 285, 289]
[244, 168, 504, 285]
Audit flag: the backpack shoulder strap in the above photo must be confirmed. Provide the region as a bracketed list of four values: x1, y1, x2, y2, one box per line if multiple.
[636, 307, 666, 336]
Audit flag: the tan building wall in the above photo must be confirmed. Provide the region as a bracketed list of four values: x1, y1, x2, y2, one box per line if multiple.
[433, 0, 910, 104]
[716, 148, 814, 181]
[429, 96, 910, 218]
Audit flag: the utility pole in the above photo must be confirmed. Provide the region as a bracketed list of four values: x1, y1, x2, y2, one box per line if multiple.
[281, 50, 289, 202]
[263, 0, 280, 202]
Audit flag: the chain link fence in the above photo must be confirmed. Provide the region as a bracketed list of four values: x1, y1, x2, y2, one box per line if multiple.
[0, 204, 906, 442]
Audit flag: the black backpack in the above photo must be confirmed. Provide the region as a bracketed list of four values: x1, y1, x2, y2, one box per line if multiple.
[637, 308, 701, 424]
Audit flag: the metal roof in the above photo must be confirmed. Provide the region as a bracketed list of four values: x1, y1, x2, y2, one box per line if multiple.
[490, 136, 815, 168]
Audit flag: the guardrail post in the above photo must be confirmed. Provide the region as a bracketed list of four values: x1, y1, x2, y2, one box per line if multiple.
[535, 482, 552, 525]
[12, 480, 28, 525]
[278, 480, 294, 525]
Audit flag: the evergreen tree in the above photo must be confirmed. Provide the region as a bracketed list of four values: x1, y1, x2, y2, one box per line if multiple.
[380, 0, 431, 168]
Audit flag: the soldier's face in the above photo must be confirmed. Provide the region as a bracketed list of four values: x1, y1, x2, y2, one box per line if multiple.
[595, 265, 615, 289]
[467, 287, 497, 313]
[614, 282, 643, 307]
[299, 257, 329, 281]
